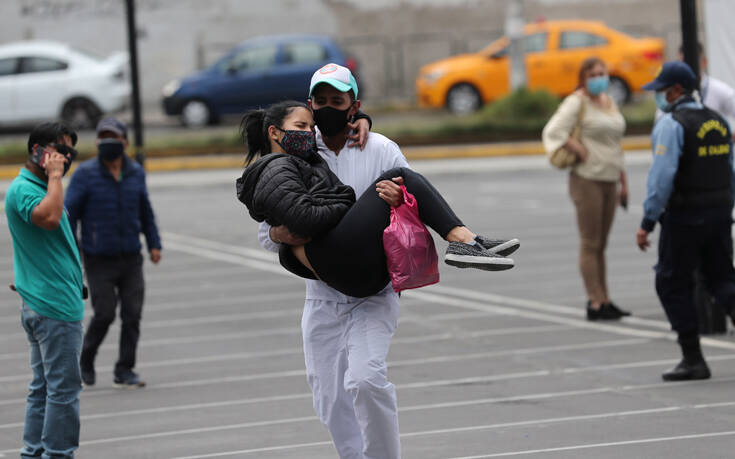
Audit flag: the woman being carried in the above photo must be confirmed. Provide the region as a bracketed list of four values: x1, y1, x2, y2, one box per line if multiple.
[237, 101, 519, 298]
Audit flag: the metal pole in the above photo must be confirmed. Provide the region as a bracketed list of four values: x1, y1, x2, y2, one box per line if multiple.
[680, 0, 700, 89]
[125, 0, 145, 165]
[505, 0, 526, 90]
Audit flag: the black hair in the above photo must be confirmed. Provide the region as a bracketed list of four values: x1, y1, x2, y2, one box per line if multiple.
[679, 41, 704, 56]
[27, 122, 78, 154]
[240, 100, 310, 164]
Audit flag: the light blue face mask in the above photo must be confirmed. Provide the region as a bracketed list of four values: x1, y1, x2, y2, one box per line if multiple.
[586, 76, 609, 95]
[655, 90, 672, 112]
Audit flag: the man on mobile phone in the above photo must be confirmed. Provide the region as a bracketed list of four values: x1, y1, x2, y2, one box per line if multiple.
[65, 117, 162, 389]
[5, 122, 85, 459]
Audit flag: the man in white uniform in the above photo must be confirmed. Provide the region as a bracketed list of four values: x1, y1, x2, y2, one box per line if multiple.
[259, 64, 408, 459]
[655, 43, 735, 123]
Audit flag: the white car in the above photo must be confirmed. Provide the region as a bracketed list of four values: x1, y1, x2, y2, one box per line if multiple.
[0, 41, 130, 128]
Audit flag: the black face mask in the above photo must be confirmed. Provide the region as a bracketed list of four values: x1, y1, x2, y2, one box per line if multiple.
[313, 105, 353, 137]
[98, 139, 124, 162]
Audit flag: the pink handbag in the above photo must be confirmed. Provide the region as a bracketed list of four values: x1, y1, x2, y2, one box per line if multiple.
[383, 186, 440, 292]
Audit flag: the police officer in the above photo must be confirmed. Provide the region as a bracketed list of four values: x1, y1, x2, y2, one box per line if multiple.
[637, 61, 735, 381]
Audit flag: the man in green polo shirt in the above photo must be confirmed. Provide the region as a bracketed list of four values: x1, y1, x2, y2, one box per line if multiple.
[5, 122, 85, 459]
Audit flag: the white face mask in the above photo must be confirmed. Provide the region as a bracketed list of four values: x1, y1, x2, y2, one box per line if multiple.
[655, 90, 673, 112]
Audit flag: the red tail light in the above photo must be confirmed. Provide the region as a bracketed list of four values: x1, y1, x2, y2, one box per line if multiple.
[642, 50, 663, 61]
[345, 57, 358, 73]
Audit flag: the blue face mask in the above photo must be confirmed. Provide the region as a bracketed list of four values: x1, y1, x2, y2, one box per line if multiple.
[586, 76, 609, 95]
[655, 90, 672, 112]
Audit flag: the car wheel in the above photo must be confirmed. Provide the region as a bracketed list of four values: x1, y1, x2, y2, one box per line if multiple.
[61, 98, 102, 130]
[608, 77, 631, 106]
[446, 84, 482, 114]
[181, 100, 211, 128]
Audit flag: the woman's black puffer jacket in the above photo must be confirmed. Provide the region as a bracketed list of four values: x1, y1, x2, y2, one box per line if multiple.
[236, 152, 356, 238]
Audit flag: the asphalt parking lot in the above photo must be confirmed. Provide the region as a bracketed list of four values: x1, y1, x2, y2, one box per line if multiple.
[0, 153, 733, 458]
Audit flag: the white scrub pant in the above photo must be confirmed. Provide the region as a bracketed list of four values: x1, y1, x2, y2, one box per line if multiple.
[302, 294, 401, 459]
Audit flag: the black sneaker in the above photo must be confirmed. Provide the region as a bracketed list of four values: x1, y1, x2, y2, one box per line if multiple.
[474, 236, 520, 257]
[662, 358, 711, 381]
[444, 242, 514, 271]
[586, 301, 626, 321]
[81, 366, 95, 387]
[113, 370, 146, 389]
[604, 302, 631, 317]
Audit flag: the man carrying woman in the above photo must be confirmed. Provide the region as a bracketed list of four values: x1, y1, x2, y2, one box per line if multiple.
[249, 64, 518, 458]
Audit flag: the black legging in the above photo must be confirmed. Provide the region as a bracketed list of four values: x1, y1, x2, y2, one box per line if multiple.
[279, 167, 463, 298]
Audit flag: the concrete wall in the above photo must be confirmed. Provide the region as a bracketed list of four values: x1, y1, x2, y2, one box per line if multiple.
[2, 0, 693, 108]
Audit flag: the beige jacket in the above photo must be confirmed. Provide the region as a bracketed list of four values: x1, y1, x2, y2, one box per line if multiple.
[542, 92, 626, 182]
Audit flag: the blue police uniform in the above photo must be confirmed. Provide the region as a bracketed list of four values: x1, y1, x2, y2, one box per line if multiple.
[641, 61, 735, 381]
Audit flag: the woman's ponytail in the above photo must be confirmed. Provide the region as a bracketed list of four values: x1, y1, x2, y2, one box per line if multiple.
[240, 109, 268, 165]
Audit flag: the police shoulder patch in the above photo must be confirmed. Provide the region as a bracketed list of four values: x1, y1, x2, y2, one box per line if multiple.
[655, 144, 667, 156]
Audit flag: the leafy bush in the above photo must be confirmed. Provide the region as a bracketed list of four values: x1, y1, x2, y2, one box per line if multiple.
[478, 88, 561, 122]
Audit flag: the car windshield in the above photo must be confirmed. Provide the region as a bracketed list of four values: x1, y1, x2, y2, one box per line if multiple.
[72, 45, 104, 61]
[479, 37, 509, 57]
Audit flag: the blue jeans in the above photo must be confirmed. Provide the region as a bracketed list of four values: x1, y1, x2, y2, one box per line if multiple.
[20, 302, 83, 459]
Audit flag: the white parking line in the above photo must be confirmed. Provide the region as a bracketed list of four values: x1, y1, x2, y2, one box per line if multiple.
[159, 403, 733, 458]
[2, 384, 734, 454]
[162, 231, 735, 352]
[0, 318, 561, 364]
[0, 336, 645, 385]
[4, 400, 731, 458]
[3, 372, 729, 432]
[165, 440, 334, 459]
[0, 292, 306, 324]
[1, 338, 714, 406]
[448, 431, 735, 458]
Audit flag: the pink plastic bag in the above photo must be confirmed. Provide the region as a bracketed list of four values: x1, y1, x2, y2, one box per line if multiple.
[383, 186, 440, 292]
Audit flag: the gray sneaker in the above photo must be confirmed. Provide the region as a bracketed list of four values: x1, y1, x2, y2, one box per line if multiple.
[444, 242, 514, 271]
[474, 236, 520, 257]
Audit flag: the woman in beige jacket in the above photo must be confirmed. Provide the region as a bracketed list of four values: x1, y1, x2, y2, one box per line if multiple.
[542, 57, 632, 321]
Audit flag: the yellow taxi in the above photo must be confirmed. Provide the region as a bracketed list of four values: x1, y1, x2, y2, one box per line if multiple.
[416, 20, 665, 113]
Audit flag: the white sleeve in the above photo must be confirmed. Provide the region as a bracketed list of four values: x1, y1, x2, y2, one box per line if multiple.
[720, 84, 735, 120]
[385, 139, 411, 170]
[258, 221, 280, 253]
[542, 94, 583, 155]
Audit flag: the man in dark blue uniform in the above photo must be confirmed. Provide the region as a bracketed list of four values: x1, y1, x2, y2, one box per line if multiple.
[637, 61, 735, 381]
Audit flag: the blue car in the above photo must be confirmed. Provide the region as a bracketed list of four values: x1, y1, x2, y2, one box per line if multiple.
[161, 34, 358, 127]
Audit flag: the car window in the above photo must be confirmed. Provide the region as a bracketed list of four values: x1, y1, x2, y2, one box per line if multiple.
[559, 31, 608, 49]
[0, 57, 19, 76]
[486, 33, 546, 58]
[222, 45, 278, 73]
[283, 42, 327, 65]
[19, 57, 68, 74]
[523, 33, 548, 53]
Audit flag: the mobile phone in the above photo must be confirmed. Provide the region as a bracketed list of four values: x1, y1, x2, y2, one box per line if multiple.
[30, 145, 50, 169]
[621, 195, 628, 211]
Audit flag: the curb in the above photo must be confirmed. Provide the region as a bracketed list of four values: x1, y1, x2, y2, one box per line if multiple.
[0, 138, 652, 180]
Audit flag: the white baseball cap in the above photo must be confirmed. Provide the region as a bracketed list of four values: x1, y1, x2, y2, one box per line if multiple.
[309, 63, 359, 99]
